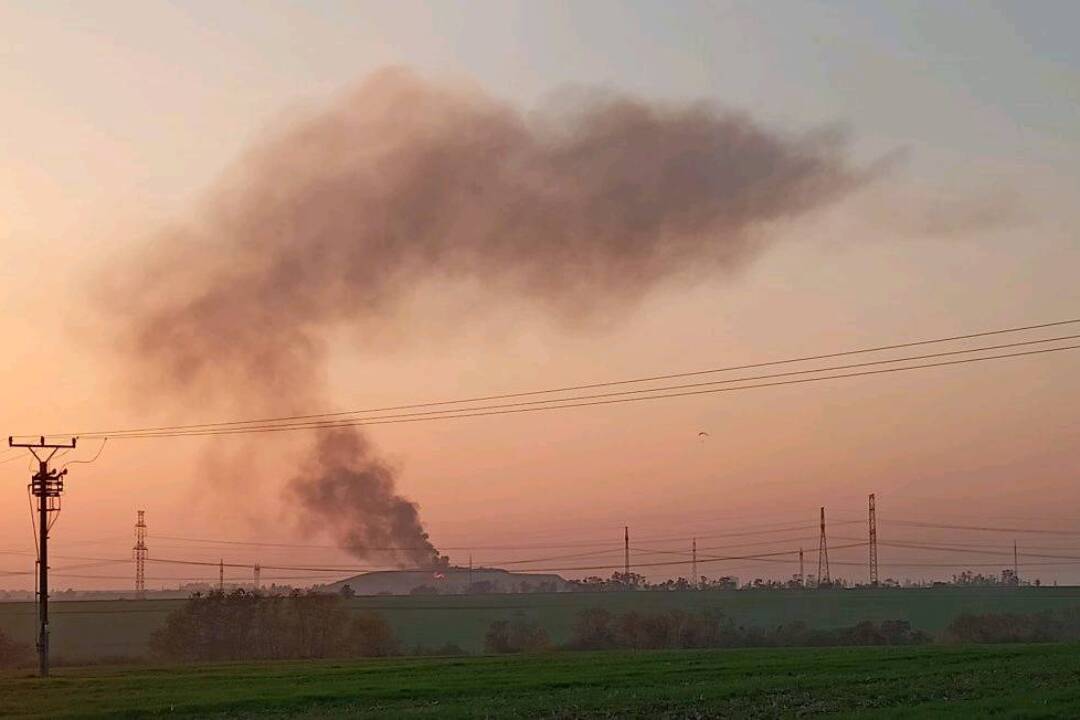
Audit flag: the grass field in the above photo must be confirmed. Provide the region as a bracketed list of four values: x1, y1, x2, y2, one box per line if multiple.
[2, 643, 1080, 718]
[4, 586, 1080, 662]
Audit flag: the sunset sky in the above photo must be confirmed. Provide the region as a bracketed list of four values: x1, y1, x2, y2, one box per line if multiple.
[2, 1, 1079, 590]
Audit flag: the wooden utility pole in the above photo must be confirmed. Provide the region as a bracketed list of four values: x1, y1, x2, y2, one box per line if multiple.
[8, 435, 77, 677]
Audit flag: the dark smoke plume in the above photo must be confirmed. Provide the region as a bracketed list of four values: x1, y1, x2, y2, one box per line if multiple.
[113, 68, 862, 567]
[290, 429, 439, 567]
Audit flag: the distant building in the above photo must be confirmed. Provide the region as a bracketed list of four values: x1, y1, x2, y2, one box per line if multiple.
[325, 568, 571, 596]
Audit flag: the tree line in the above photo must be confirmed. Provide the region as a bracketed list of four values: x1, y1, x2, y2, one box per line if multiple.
[5, 592, 1080, 668]
[483, 609, 931, 654]
[564, 569, 1039, 592]
[483, 605, 1080, 654]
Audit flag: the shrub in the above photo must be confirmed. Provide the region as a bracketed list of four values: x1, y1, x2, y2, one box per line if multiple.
[879, 619, 932, 645]
[0, 629, 31, 668]
[574, 609, 738, 650]
[466, 580, 495, 595]
[568, 608, 617, 650]
[565, 609, 930, 651]
[150, 589, 398, 662]
[347, 611, 399, 657]
[412, 642, 469, 656]
[484, 615, 550, 654]
[944, 607, 1080, 644]
[484, 620, 512, 653]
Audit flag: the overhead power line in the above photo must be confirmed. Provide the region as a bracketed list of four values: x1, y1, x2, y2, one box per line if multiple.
[17, 533, 1080, 586]
[50, 316, 1080, 440]
[4, 540, 868, 579]
[148, 520, 847, 552]
[846, 535, 1080, 553]
[6, 515, 1080, 579]
[0, 520, 848, 576]
[633, 534, 824, 557]
[887, 520, 1080, 536]
[58, 338, 1080, 440]
[148, 533, 623, 552]
[46, 573, 357, 582]
[878, 540, 1080, 562]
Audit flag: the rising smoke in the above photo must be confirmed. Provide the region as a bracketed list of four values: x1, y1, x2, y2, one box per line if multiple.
[289, 429, 440, 568]
[113, 68, 863, 567]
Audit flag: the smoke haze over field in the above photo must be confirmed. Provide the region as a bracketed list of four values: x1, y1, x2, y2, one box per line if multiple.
[111, 69, 863, 567]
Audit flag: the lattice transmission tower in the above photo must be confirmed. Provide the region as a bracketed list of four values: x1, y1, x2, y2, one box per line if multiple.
[817, 506, 830, 586]
[868, 494, 879, 586]
[133, 510, 148, 599]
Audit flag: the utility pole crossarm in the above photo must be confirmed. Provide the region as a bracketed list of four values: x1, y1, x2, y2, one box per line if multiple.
[8, 435, 77, 459]
[9, 435, 77, 448]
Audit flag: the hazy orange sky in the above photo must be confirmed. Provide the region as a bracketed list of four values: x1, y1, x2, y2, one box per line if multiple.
[2, 1, 1079, 590]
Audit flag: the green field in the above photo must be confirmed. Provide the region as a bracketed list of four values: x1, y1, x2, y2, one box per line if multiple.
[4, 586, 1080, 662]
[3, 644, 1080, 718]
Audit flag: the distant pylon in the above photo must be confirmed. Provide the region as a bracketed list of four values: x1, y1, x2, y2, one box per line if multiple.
[691, 538, 698, 588]
[219, 558, 224, 592]
[133, 510, 148, 600]
[817, 507, 830, 586]
[253, 563, 261, 591]
[624, 526, 630, 582]
[868, 494, 879, 586]
[1014, 541, 1019, 586]
[799, 547, 805, 586]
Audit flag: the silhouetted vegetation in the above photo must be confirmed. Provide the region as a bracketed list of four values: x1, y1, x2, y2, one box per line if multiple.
[484, 614, 551, 653]
[466, 580, 495, 595]
[563, 568, 1049, 593]
[150, 589, 398, 661]
[411, 642, 469, 656]
[945, 606, 1080, 644]
[0, 628, 30, 667]
[565, 608, 930, 651]
[569, 571, 821, 592]
[479, 608, 929, 653]
[946, 569, 1024, 587]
